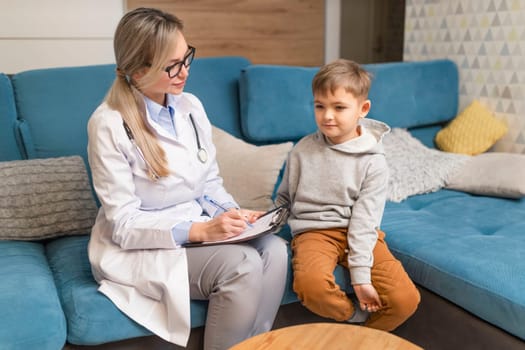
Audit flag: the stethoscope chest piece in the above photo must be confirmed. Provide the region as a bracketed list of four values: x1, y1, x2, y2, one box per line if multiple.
[197, 148, 208, 163]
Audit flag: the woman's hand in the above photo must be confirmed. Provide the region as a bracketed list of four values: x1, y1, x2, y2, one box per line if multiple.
[238, 208, 264, 225]
[188, 210, 250, 243]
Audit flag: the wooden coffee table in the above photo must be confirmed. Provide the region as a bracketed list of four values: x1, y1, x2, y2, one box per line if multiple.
[229, 323, 422, 349]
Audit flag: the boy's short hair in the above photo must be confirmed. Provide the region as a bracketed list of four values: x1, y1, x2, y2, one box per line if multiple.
[312, 59, 372, 99]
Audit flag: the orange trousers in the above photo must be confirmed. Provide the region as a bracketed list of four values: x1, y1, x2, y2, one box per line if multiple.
[291, 228, 420, 331]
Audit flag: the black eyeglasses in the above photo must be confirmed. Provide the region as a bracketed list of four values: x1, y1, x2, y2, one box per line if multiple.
[164, 46, 196, 78]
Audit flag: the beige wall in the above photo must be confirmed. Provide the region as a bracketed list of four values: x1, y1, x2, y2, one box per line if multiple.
[0, 0, 124, 74]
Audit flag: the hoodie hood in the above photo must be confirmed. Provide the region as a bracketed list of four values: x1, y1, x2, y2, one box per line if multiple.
[320, 118, 390, 155]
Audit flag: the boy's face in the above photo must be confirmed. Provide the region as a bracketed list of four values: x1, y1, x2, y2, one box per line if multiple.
[314, 87, 371, 144]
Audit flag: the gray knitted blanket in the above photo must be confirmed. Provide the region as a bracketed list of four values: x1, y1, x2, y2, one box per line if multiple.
[383, 128, 469, 202]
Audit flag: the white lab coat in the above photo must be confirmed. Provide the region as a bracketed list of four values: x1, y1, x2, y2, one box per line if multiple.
[87, 92, 236, 346]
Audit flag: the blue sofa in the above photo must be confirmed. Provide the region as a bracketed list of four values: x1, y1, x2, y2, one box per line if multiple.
[1, 57, 524, 350]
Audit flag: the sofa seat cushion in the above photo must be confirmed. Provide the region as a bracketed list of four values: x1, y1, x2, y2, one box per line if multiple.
[383, 190, 525, 340]
[0, 241, 66, 349]
[45, 232, 339, 344]
[46, 235, 209, 345]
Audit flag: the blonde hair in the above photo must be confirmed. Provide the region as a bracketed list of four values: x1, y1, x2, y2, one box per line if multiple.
[312, 59, 371, 100]
[106, 7, 184, 179]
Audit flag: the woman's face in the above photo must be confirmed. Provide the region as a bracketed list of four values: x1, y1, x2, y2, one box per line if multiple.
[138, 31, 191, 105]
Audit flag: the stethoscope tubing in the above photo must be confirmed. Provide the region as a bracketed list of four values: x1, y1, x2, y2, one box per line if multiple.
[122, 112, 208, 179]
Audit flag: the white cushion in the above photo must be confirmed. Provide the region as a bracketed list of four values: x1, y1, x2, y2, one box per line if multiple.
[212, 126, 293, 211]
[446, 152, 525, 199]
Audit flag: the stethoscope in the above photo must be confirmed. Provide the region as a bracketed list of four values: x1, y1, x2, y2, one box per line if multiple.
[123, 113, 208, 180]
[187, 113, 208, 163]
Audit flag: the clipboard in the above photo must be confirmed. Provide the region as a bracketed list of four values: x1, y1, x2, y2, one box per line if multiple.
[183, 205, 288, 247]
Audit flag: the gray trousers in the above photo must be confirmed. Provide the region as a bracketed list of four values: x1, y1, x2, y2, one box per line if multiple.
[186, 234, 288, 350]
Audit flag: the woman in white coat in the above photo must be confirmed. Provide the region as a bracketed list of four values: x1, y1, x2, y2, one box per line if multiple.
[86, 7, 288, 350]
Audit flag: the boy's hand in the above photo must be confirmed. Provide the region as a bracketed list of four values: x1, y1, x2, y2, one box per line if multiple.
[353, 283, 383, 312]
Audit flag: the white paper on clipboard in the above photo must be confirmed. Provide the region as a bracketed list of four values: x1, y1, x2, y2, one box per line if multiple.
[183, 205, 288, 247]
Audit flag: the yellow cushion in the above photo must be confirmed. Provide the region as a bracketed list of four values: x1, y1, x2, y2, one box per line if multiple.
[435, 100, 508, 155]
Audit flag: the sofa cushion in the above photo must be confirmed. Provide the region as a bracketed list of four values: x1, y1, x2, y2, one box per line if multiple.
[45, 233, 340, 345]
[239, 64, 318, 143]
[11, 64, 116, 162]
[212, 126, 293, 211]
[0, 73, 22, 161]
[365, 59, 458, 128]
[384, 129, 525, 201]
[186, 57, 251, 138]
[383, 128, 468, 202]
[446, 152, 525, 199]
[46, 235, 150, 345]
[383, 190, 525, 340]
[239, 59, 458, 144]
[0, 241, 66, 349]
[0, 156, 98, 240]
[46, 235, 209, 345]
[12, 57, 251, 166]
[406, 125, 442, 148]
[435, 100, 508, 155]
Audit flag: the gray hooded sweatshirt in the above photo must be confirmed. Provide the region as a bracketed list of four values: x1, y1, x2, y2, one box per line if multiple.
[276, 118, 390, 285]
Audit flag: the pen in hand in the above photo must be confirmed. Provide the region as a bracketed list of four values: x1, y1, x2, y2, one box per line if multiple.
[203, 195, 253, 228]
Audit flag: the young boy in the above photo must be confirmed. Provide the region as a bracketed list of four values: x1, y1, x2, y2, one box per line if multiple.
[275, 59, 420, 331]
